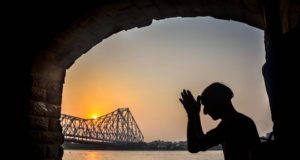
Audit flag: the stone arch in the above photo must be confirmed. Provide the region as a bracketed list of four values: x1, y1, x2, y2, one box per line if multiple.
[27, 0, 300, 159]
[32, 0, 266, 71]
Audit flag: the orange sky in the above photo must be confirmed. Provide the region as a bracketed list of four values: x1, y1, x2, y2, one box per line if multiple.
[61, 17, 272, 142]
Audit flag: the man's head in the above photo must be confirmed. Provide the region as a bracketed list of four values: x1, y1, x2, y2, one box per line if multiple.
[201, 82, 234, 120]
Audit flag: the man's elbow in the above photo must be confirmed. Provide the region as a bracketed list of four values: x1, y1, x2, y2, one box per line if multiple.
[188, 147, 199, 153]
[187, 144, 207, 153]
[187, 145, 205, 153]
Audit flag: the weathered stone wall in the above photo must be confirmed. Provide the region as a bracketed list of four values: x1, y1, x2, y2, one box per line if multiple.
[33, 0, 266, 70]
[26, 68, 65, 159]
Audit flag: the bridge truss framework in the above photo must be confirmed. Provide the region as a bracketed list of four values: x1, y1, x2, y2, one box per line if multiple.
[61, 108, 144, 143]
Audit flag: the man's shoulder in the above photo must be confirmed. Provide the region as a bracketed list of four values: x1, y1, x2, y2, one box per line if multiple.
[224, 113, 256, 127]
[235, 113, 258, 131]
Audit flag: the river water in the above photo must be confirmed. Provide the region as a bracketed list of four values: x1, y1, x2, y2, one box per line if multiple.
[63, 150, 224, 160]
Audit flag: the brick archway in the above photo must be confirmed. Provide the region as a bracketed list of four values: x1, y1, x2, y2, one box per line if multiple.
[25, 1, 299, 159]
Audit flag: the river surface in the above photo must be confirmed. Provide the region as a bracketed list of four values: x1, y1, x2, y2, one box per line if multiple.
[63, 150, 224, 160]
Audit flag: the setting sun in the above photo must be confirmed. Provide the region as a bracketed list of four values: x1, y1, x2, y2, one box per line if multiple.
[92, 115, 98, 119]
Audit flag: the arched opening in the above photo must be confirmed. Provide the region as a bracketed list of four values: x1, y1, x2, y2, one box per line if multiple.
[61, 17, 272, 145]
[25, 1, 299, 159]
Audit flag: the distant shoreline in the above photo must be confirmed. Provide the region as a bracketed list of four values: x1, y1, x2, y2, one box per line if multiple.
[63, 141, 222, 151]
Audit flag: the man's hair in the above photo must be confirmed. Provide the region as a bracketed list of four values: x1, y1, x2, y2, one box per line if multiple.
[201, 82, 234, 104]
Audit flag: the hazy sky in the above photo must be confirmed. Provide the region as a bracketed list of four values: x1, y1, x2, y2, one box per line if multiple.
[61, 17, 272, 142]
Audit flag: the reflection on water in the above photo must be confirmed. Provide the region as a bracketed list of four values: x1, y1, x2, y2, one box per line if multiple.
[63, 150, 224, 160]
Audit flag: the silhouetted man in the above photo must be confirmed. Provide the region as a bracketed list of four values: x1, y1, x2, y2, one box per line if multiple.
[180, 82, 260, 160]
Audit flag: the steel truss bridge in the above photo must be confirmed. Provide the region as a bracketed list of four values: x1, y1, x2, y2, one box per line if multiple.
[61, 108, 144, 144]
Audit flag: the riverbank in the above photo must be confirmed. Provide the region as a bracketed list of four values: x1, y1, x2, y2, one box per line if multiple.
[63, 140, 222, 150]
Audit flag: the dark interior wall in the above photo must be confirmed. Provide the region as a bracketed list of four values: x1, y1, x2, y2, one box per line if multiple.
[263, 2, 300, 159]
[264, 25, 300, 159]
[4, 2, 100, 159]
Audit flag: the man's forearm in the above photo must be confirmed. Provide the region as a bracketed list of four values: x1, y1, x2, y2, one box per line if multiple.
[187, 114, 204, 152]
